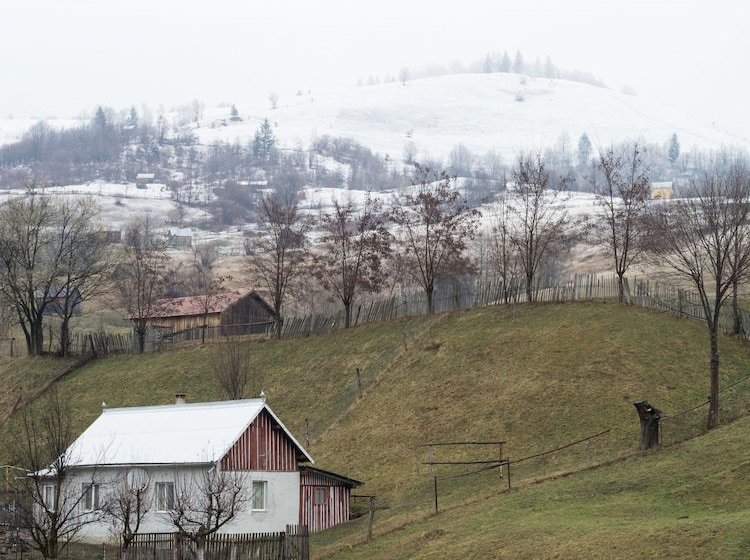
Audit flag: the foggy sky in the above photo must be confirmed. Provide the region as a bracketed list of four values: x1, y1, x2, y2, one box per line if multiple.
[1, 0, 748, 135]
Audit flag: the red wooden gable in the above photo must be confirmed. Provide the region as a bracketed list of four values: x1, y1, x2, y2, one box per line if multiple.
[220, 409, 300, 471]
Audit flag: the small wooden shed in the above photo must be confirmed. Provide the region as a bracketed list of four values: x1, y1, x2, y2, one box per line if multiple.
[299, 466, 362, 533]
[147, 291, 275, 335]
[135, 173, 155, 188]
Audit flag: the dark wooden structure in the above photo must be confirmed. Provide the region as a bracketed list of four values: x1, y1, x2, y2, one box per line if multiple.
[144, 291, 275, 336]
[634, 400, 662, 449]
[299, 466, 361, 533]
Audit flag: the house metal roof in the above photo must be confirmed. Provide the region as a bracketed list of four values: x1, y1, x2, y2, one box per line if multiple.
[66, 398, 313, 467]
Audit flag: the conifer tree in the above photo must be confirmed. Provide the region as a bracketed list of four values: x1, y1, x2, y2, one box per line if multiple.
[668, 133, 680, 165]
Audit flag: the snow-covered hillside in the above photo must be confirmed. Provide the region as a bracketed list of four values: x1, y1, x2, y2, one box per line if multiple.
[193, 73, 748, 160]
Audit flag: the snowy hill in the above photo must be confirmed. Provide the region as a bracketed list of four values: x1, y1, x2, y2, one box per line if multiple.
[193, 73, 748, 160]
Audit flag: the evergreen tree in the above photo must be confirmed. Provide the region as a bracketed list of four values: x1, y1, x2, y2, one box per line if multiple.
[499, 51, 512, 72]
[252, 119, 277, 162]
[229, 104, 241, 121]
[93, 106, 108, 129]
[127, 106, 139, 128]
[577, 133, 592, 168]
[513, 50, 524, 74]
[668, 133, 680, 165]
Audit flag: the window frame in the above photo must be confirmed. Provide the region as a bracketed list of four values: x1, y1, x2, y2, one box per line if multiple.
[313, 486, 327, 506]
[250, 480, 267, 512]
[42, 484, 56, 512]
[81, 483, 100, 512]
[155, 481, 175, 513]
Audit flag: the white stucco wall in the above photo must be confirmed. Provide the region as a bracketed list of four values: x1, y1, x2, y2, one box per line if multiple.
[69, 465, 300, 543]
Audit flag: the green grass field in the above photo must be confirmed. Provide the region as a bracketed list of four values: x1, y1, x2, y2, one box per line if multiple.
[3, 302, 750, 558]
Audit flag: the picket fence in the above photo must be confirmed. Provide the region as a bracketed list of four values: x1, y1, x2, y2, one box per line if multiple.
[276, 274, 750, 339]
[62, 273, 750, 355]
[128, 526, 309, 560]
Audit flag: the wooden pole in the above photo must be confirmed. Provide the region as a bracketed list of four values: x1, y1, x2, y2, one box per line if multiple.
[506, 460, 511, 491]
[433, 476, 438, 513]
[356, 368, 363, 399]
[367, 496, 375, 542]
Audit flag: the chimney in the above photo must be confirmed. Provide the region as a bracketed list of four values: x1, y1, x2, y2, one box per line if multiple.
[175, 393, 187, 405]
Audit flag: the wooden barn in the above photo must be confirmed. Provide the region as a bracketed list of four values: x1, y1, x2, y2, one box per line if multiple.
[300, 466, 362, 532]
[135, 172, 155, 188]
[167, 227, 193, 249]
[146, 290, 275, 335]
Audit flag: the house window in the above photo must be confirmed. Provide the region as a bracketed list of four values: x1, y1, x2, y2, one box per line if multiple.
[313, 487, 327, 506]
[155, 482, 174, 512]
[42, 484, 56, 511]
[81, 483, 100, 512]
[251, 481, 266, 511]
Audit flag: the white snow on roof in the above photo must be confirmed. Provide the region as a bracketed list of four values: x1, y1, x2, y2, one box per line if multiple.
[136, 173, 155, 180]
[67, 399, 312, 467]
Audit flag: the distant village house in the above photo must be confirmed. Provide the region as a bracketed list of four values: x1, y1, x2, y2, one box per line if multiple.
[167, 227, 193, 249]
[135, 173, 156, 189]
[650, 181, 673, 200]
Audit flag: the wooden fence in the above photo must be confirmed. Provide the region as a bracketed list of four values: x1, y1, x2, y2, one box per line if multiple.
[129, 526, 309, 560]
[57, 272, 750, 355]
[276, 273, 750, 339]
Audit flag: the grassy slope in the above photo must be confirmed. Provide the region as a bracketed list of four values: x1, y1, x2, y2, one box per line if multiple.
[0, 355, 76, 421]
[3, 302, 750, 557]
[320, 414, 750, 559]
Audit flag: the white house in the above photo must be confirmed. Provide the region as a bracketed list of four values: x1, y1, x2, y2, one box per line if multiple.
[60, 396, 317, 541]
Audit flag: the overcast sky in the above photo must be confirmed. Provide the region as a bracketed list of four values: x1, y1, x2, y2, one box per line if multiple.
[1, 0, 748, 135]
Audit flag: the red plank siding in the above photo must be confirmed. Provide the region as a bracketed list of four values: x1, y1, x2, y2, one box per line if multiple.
[220, 409, 298, 471]
[299, 470, 352, 532]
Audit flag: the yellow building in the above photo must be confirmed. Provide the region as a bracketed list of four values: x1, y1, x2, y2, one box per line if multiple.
[651, 181, 673, 200]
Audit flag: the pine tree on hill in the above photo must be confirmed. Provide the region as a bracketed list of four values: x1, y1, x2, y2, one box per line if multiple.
[93, 106, 108, 129]
[252, 119, 277, 162]
[668, 133, 680, 165]
[229, 104, 241, 121]
[499, 51, 512, 72]
[577, 133, 592, 168]
[513, 50, 525, 74]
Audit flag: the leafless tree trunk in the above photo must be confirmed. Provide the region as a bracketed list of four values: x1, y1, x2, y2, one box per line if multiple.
[312, 195, 392, 327]
[0, 192, 106, 356]
[245, 189, 310, 338]
[11, 390, 99, 559]
[215, 336, 254, 399]
[52, 198, 112, 356]
[101, 471, 152, 560]
[649, 154, 750, 428]
[590, 142, 651, 303]
[489, 193, 523, 303]
[190, 250, 226, 344]
[508, 153, 573, 302]
[391, 166, 480, 314]
[113, 215, 170, 353]
[167, 468, 248, 560]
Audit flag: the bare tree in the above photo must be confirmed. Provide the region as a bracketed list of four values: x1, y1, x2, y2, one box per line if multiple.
[167, 469, 248, 560]
[215, 337, 253, 399]
[590, 142, 651, 302]
[190, 251, 227, 344]
[508, 153, 573, 302]
[101, 470, 152, 560]
[312, 196, 392, 327]
[649, 155, 750, 428]
[11, 390, 98, 559]
[114, 215, 170, 353]
[488, 193, 523, 303]
[391, 167, 480, 314]
[245, 189, 310, 338]
[0, 193, 64, 356]
[53, 198, 113, 356]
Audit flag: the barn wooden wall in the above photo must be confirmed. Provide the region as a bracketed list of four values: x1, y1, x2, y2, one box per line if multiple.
[299, 471, 351, 533]
[220, 410, 298, 471]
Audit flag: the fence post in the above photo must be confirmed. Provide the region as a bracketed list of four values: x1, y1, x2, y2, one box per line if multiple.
[367, 496, 375, 542]
[433, 476, 438, 513]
